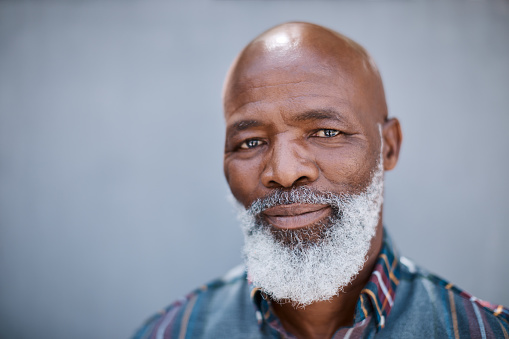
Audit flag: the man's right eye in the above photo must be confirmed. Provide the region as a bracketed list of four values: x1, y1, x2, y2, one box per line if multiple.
[240, 139, 262, 149]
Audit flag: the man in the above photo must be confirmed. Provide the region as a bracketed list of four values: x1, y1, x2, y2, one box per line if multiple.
[134, 22, 508, 338]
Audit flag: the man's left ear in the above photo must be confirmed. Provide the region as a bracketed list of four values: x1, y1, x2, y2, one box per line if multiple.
[382, 118, 402, 171]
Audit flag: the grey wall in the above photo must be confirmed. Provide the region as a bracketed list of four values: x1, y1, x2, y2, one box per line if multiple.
[1, 1, 508, 338]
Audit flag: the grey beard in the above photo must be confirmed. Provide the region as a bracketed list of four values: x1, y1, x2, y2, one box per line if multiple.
[232, 154, 384, 308]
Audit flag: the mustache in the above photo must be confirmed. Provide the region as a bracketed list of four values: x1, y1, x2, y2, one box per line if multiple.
[247, 186, 353, 217]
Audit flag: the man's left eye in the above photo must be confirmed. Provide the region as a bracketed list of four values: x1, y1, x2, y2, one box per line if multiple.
[314, 129, 340, 138]
[239, 139, 263, 149]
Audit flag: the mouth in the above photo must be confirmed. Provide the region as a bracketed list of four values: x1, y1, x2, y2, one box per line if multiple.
[261, 204, 332, 230]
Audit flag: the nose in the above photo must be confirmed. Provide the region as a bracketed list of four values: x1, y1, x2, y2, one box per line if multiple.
[260, 139, 319, 188]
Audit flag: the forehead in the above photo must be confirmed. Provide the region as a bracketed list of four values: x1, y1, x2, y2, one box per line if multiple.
[224, 52, 375, 131]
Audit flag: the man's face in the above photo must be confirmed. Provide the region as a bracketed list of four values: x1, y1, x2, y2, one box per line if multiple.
[223, 48, 383, 218]
[222, 25, 402, 305]
[222, 32, 394, 305]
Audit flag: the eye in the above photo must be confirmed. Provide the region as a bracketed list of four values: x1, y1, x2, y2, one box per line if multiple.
[313, 129, 340, 138]
[240, 139, 263, 149]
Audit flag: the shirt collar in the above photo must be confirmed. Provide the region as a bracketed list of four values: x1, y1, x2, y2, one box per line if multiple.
[249, 228, 401, 332]
[356, 228, 400, 330]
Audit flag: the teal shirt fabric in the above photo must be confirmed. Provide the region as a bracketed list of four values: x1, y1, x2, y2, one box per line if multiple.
[133, 231, 509, 338]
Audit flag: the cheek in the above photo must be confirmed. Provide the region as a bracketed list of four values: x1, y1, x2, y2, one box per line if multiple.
[224, 159, 261, 207]
[315, 147, 374, 193]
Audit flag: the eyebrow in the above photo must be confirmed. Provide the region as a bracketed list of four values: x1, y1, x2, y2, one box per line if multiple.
[292, 109, 345, 123]
[226, 108, 346, 135]
[229, 119, 263, 132]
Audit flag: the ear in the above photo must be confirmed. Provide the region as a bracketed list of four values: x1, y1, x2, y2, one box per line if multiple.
[382, 118, 402, 171]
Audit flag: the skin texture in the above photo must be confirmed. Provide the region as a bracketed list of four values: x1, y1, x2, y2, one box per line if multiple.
[223, 22, 402, 339]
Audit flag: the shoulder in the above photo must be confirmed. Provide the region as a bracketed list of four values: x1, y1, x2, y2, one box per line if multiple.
[132, 265, 253, 339]
[386, 256, 509, 337]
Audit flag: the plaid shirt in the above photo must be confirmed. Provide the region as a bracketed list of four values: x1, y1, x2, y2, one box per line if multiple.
[133, 231, 509, 338]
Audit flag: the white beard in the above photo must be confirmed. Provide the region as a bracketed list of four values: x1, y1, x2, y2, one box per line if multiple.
[233, 153, 384, 307]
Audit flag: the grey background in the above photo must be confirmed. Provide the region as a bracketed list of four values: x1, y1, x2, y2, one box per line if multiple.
[1, 0, 508, 338]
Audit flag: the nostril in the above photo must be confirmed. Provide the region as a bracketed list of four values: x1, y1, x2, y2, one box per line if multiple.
[294, 176, 310, 186]
[267, 175, 310, 189]
[267, 180, 282, 189]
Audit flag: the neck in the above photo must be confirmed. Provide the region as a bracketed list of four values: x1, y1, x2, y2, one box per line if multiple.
[271, 224, 384, 339]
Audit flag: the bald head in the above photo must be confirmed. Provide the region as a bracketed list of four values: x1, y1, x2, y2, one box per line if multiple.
[223, 22, 387, 122]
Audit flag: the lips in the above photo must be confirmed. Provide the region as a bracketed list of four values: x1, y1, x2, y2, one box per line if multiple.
[261, 203, 331, 229]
